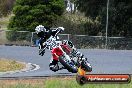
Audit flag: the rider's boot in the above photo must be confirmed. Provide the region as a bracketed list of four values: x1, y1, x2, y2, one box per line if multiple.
[49, 60, 59, 72]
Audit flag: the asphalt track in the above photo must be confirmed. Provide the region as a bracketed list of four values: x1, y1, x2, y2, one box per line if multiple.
[0, 45, 132, 78]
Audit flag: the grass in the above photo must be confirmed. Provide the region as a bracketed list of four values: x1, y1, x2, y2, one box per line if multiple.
[0, 77, 131, 88]
[0, 58, 25, 72]
[45, 78, 132, 88]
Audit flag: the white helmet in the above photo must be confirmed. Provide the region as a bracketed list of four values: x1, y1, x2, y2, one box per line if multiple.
[35, 25, 46, 34]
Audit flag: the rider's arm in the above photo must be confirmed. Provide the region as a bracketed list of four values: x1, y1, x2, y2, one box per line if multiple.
[50, 27, 64, 37]
[38, 38, 47, 56]
[37, 31, 45, 38]
[50, 29, 59, 37]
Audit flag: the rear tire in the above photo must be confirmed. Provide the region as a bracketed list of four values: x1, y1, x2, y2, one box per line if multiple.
[59, 55, 78, 73]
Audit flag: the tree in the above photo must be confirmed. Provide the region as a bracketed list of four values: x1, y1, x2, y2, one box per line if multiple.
[8, 0, 65, 31]
[76, 0, 132, 37]
[7, 0, 65, 41]
[108, 0, 132, 37]
[76, 0, 106, 19]
[75, 0, 106, 36]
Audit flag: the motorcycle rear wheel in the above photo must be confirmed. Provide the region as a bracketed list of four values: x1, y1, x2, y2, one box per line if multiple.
[59, 55, 78, 73]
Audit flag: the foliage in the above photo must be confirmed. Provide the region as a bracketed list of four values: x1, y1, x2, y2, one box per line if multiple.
[8, 0, 65, 31]
[7, 0, 65, 41]
[53, 12, 101, 35]
[76, 0, 132, 37]
[107, 0, 132, 37]
[76, 0, 106, 19]
[53, 13, 86, 34]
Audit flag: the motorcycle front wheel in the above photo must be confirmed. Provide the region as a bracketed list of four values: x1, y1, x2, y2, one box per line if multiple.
[81, 58, 92, 72]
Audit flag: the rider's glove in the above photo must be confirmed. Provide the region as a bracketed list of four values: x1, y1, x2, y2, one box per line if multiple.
[57, 27, 64, 33]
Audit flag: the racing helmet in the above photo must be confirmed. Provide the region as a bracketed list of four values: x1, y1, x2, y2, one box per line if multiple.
[35, 25, 46, 34]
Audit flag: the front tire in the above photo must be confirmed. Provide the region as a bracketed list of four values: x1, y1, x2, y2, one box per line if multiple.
[81, 58, 92, 72]
[59, 55, 78, 73]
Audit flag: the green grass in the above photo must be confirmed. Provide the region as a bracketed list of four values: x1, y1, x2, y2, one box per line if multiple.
[45, 78, 132, 88]
[0, 78, 131, 88]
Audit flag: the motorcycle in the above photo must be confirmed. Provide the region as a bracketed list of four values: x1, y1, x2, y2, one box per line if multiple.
[39, 33, 92, 73]
[57, 43, 92, 73]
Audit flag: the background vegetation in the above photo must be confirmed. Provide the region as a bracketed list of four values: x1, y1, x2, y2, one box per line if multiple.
[0, 0, 132, 38]
[0, 0, 132, 37]
[7, 0, 65, 31]
[3, 0, 65, 41]
[76, 0, 132, 37]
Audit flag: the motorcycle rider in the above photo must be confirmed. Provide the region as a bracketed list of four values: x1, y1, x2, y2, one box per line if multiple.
[35, 25, 92, 72]
[35, 25, 63, 55]
[35, 25, 65, 71]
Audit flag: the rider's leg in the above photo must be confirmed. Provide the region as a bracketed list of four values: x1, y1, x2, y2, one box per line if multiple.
[49, 58, 59, 72]
[39, 39, 45, 56]
[39, 38, 44, 49]
[49, 48, 60, 72]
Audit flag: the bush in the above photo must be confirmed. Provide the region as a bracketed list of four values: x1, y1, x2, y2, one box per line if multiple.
[7, 0, 65, 41]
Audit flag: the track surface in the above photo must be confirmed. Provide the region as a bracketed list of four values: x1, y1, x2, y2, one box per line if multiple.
[0, 45, 132, 77]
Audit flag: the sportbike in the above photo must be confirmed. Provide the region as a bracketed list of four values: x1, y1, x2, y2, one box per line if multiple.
[39, 35, 92, 73]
